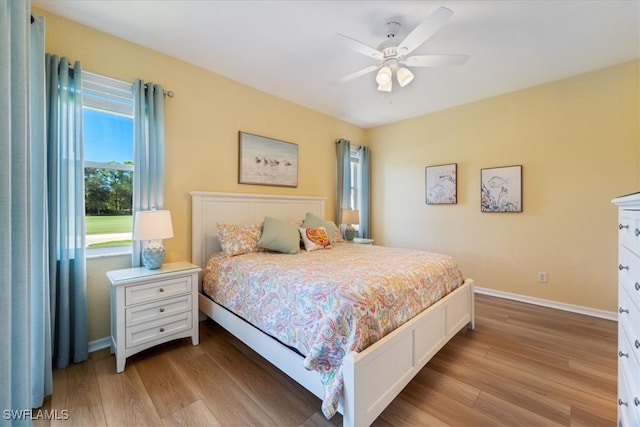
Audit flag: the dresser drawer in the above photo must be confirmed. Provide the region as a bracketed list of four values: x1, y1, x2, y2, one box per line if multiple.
[619, 246, 640, 295]
[619, 210, 640, 255]
[619, 359, 640, 426]
[125, 294, 192, 327]
[620, 287, 640, 364]
[125, 275, 192, 306]
[126, 312, 192, 348]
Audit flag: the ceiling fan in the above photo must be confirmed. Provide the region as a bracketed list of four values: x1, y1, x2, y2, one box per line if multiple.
[332, 7, 468, 92]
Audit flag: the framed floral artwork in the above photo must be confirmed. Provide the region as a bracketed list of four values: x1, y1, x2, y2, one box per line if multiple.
[481, 165, 522, 212]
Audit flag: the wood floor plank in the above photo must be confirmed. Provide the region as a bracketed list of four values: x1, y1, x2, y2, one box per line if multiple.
[133, 350, 200, 419]
[49, 356, 106, 427]
[198, 324, 319, 426]
[160, 400, 222, 427]
[93, 357, 163, 426]
[38, 294, 617, 426]
[169, 350, 276, 426]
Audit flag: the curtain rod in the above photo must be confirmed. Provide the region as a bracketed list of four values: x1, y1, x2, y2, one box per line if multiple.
[143, 84, 174, 98]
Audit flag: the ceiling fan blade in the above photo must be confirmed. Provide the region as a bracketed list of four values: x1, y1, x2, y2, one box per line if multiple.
[403, 54, 468, 67]
[397, 7, 454, 57]
[334, 33, 383, 60]
[330, 64, 381, 85]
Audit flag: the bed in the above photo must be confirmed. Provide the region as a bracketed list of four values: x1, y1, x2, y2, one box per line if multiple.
[191, 191, 474, 426]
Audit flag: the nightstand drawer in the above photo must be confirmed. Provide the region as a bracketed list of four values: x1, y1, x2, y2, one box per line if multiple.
[126, 312, 192, 348]
[125, 275, 192, 306]
[125, 294, 192, 327]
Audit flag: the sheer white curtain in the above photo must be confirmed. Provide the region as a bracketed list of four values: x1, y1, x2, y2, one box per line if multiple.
[132, 80, 165, 267]
[0, 3, 52, 421]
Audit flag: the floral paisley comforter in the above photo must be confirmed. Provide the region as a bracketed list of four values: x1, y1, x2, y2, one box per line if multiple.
[202, 243, 464, 418]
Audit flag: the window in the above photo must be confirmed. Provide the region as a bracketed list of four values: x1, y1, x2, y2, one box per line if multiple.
[82, 72, 134, 254]
[350, 147, 361, 229]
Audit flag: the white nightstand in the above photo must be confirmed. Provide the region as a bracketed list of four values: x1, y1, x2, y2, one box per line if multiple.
[107, 261, 201, 373]
[350, 238, 374, 245]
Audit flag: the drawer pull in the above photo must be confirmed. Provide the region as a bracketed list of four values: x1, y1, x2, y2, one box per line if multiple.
[636, 228, 640, 236]
[619, 350, 629, 358]
[635, 397, 640, 406]
[159, 328, 165, 333]
[635, 340, 640, 349]
[619, 398, 628, 407]
[619, 264, 629, 271]
[159, 288, 165, 293]
[619, 307, 629, 314]
[619, 224, 629, 230]
[159, 307, 165, 313]
[636, 282, 640, 291]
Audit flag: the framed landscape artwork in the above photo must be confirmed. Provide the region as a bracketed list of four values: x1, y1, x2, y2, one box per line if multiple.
[425, 163, 457, 204]
[238, 131, 298, 187]
[481, 165, 522, 212]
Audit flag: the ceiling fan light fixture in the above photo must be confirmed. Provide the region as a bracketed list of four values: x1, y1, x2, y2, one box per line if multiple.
[377, 81, 392, 92]
[396, 67, 414, 87]
[375, 66, 392, 84]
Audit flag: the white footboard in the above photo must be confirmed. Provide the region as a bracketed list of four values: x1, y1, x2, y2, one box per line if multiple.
[198, 279, 473, 427]
[341, 279, 474, 427]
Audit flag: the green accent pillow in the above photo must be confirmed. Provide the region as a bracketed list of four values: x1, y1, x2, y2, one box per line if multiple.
[257, 216, 300, 254]
[302, 212, 344, 243]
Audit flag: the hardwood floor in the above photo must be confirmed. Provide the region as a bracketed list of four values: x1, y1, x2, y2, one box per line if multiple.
[36, 294, 617, 426]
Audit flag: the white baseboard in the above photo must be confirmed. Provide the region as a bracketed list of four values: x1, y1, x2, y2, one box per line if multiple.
[88, 336, 111, 353]
[474, 286, 617, 322]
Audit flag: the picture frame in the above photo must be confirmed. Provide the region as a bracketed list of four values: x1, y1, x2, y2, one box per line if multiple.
[481, 165, 522, 212]
[238, 131, 298, 187]
[425, 163, 457, 204]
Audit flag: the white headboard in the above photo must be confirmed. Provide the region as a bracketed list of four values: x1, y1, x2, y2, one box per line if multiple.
[190, 191, 326, 268]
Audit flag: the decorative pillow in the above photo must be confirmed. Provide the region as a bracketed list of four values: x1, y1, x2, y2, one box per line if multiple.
[217, 223, 262, 257]
[257, 216, 300, 254]
[302, 212, 344, 243]
[299, 227, 332, 252]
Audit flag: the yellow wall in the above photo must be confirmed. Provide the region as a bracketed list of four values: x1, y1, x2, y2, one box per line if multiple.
[37, 9, 364, 341]
[36, 7, 639, 339]
[366, 61, 640, 312]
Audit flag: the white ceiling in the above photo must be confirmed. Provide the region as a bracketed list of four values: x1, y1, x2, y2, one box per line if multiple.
[33, 1, 640, 129]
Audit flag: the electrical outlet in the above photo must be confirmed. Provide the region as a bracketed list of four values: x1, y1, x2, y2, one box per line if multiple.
[537, 272, 547, 283]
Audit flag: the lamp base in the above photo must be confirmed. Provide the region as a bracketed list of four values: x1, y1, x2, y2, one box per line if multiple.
[141, 243, 165, 269]
[345, 226, 356, 241]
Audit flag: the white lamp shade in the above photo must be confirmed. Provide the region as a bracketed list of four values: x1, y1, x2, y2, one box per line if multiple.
[375, 66, 392, 84]
[133, 210, 174, 241]
[377, 81, 392, 92]
[396, 67, 414, 87]
[342, 209, 360, 225]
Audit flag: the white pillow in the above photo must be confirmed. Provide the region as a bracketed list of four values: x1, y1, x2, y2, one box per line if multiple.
[298, 227, 332, 251]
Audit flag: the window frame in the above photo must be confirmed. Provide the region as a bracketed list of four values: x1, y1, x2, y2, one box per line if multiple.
[82, 71, 135, 258]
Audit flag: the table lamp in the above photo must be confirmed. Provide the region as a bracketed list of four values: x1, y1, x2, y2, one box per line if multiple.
[133, 209, 174, 269]
[342, 209, 359, 241]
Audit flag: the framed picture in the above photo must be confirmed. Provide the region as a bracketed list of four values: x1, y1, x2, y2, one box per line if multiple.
[425, 163, 457, 204]
[481, 165, 522, 212]
[238, 131, 298, 187]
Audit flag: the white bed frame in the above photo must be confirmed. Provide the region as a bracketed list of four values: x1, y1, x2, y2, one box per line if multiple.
[190, 191, 474, 426]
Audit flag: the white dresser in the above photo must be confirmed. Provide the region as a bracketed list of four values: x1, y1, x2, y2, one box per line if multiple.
[613, 193, 640, 426]
[107, 261, 201, 373]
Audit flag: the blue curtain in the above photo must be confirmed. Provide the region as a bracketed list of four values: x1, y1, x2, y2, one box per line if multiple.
[45, 54, 88, 369]
[357, 146, 371, 239]
[132, 80, 165, 267]
[335, 138, 352, 226]
[1, 3, 52, 421]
